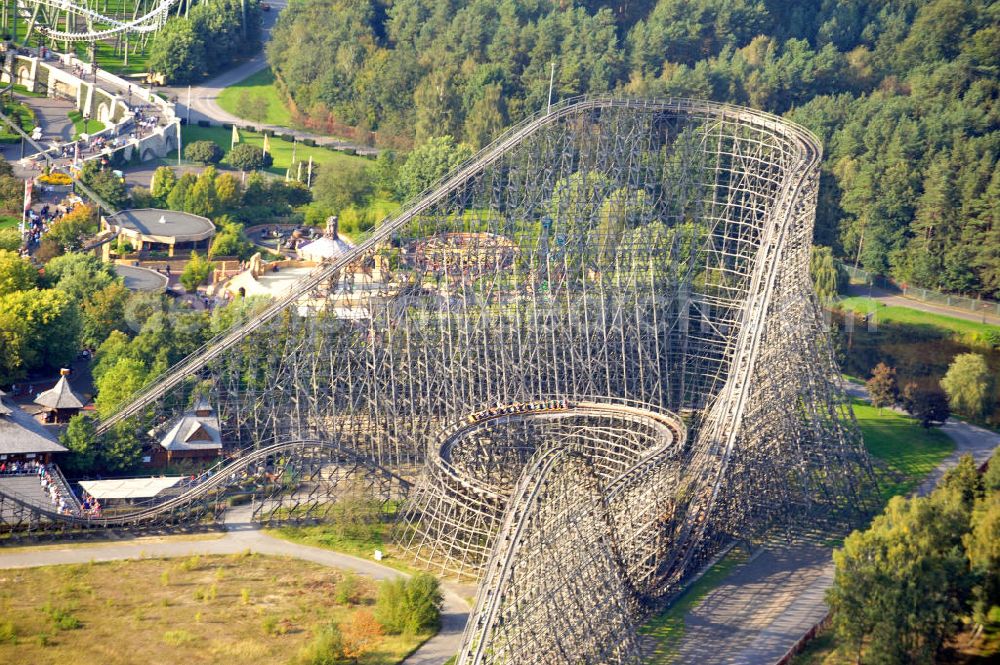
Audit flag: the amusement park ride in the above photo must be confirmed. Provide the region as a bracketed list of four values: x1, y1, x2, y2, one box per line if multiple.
[0, 1, 246, 64]
[0, 95, 880, 662]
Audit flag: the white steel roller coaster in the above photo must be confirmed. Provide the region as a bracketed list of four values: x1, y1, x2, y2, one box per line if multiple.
[2, 0, 188, 46]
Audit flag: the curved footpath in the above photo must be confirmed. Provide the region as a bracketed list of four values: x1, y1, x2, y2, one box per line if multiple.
[163, 0, 374, 155]
[0, 507, 469, 664]
[668, 383, 1000, 664]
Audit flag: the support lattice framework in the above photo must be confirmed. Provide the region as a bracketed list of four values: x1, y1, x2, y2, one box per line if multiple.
[2, 97, 877, 661]
[0, 440, 410, 536]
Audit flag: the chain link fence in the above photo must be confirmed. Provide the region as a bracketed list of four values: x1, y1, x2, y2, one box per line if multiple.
[842, 264, 1000, 319]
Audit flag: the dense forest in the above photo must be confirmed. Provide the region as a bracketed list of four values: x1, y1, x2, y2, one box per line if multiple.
[268, 0, 999, 298]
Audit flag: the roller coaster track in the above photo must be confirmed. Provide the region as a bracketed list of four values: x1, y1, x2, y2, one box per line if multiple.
[75, 95, 877, 661]
[95, 95, 821, 436]
[18, 0, 179, 43]
[0, 439, 409, 532]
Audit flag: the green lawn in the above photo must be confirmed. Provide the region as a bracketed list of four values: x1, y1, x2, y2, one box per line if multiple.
[179, 125, 371, 178]
[639, 549, 750, 661]
[0, 99, 36, 140]
[0, 215, 20, 230]
[837, 296, 1000, 343]
[217, 68, 294, 127]
[13, 84, 47, 98]
[68, 110, 106, 138]
[852, 400, 954, 501]
[268, 523, 422, 577]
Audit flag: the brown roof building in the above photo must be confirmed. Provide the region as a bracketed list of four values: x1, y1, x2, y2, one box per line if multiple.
[0, 390, 68, 460]
[154, 396, 222, 464]
[33, 369, 86, 423]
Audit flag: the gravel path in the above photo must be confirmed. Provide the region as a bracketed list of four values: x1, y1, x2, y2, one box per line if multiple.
[667, 385, 999, 664]
[0, 508, 468, 664]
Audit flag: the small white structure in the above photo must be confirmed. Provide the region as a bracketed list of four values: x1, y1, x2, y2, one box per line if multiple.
[297, 216, 352, 263]
[79, 476, 186, 501]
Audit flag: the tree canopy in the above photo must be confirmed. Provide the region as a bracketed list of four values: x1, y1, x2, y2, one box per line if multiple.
[268, 0, 1000, 298]
[149, 0, 262, 84]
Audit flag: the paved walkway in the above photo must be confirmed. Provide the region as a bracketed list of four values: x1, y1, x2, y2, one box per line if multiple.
[846, 284, 1000, 326]
[22, 94, 75, 145]
[668, 385, 1000, 664]
[0, 508, 469, 664]
[161, 0, 375, 155]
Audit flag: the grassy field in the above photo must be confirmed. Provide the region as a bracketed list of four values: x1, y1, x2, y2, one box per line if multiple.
[0, 99, 36, 141]
[269, 523, 421, 577]
[837, 296, 1000, 342]
[639, 548, 750, 661]
[68, 111, 105, 139]
[852, 400, 954, 500]
[0, 215, 20, 230]
[0, 553, 429, 665]
[217, 68, 295, 127]
[179, 125, 371, 178]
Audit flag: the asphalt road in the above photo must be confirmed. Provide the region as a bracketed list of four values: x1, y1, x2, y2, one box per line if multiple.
[161, 1, 375, 155]
[668, 384, 999, 664]
[0, 507, 470, 664]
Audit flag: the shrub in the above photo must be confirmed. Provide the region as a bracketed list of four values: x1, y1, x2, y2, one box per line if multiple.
[374, 574, 442, 635]
[44, 604, 81, 631]
[38, 172, 72, 186]
[163, 629, 197, 646]
[279, 133, 295, 142]
[129, 186, 155, 209]
[180, 555, 201, 571]
[0, 227, 20, 252]
[184, 140, 224, 164]
[302, 138, 316, 147]
[295, 623, 345, 665]
[0, 620, 16, 643]
[227, 142, 274, 171]
[334, 572, 361, 605]
[261, 615, 284, 636]
[180, 251, 214, 292]
[197, 119, 210, 127]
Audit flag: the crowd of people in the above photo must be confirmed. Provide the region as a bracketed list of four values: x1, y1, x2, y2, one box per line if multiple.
[0, 460, 105, 517]
[38, 463, 77, 515]
[19, 201, 76, 255]
[78, 490, 102, 518]
[0, 459, 46, 476]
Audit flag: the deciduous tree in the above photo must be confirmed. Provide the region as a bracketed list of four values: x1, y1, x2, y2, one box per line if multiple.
[941, 353, 993, 420]
[866, 362, 898, 410]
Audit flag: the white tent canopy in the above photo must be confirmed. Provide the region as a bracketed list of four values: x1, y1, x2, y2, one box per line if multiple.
[79, 477, 185, 499]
